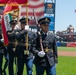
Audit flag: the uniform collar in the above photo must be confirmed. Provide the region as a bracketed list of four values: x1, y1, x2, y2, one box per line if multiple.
[42, 31, 48, 35]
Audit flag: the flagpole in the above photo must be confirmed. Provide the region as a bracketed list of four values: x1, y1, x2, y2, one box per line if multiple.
[26, 3, 28, 25]
[17, 6, 21, 29]
[25, 3, 29, 54]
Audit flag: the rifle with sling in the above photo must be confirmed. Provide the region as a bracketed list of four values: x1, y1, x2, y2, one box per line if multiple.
[33, 9, 44, 51]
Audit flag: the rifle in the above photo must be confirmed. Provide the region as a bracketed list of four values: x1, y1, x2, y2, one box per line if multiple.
[33, 9, 44, 51]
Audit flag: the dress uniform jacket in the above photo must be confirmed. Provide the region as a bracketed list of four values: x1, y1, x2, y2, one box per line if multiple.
[15, 30, 35, 59]
[0, 33, 3, 75]
[7, 30, 16, 54]
[0, 33, 6, 75]
[0, 34, 3, 51]
[32, 31, 58, 67]
[0, 34, 5, 54]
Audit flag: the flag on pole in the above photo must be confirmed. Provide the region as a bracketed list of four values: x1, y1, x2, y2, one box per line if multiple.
[21, 0, 44, 20]
[2, 3, 19, 45]
[15, 0, 28, 5]
[0, 0, 9, 6]
[0, 0, 28, 6]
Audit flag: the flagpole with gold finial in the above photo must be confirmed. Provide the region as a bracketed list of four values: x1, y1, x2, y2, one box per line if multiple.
[17, 6, 21, 29]
[24, 2, 29, 55]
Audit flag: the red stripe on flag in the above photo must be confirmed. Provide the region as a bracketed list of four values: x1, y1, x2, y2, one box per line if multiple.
[29, 0, 39, 2]
[22, 3, 44, 8]
[0, 0, 28, 5]
[21, 11, 44, 16]
[15, 0, 28, 4]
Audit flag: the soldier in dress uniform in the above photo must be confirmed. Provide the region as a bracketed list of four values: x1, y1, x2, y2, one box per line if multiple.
[31, 17, 58, 75]
[0, 30, 4, 75]
[15, 17, 35, 75]
[0, 29, 7, 75]
[7, 20, 17, 75]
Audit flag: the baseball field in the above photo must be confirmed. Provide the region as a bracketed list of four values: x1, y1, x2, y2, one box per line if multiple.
[2, 47, 76, 75]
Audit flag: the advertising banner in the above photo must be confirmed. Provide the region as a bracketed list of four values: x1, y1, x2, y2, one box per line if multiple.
[44, 3, 55, 16]
[49, 17, 55, 31]
[67, 42, 76, 47]
[44, 0, 56, 31]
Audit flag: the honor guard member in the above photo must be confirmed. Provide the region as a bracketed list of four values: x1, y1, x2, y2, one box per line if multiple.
[31, 17, 58, 75]
[0, 29, 7, 75]
[7, 20, 17, 75]
[0, 31, 4, 75]
[15, 17, 34, 75]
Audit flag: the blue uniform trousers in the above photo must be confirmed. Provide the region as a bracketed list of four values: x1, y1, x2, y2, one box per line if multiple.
[35, 65, 56, 75]
[8, 54, 14, 75]
[17, 57, 33, 75]
[0, 53, 3, 75]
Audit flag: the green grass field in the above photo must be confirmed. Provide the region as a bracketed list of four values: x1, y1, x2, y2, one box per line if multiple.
[57, 47, 76, 75]
[56, 56, 76, 75]
[2, 47, 76, 75]
[57, 47, 76, 51]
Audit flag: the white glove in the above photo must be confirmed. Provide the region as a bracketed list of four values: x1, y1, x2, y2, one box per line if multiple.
[25, 25, 29, 30]
[38, 51, 45, 57]
[1, 38, 4, 42]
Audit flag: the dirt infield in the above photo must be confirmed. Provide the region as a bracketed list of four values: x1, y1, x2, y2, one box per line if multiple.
[58, 51, 76, 57]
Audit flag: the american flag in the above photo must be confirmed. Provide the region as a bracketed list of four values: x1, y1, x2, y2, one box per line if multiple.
[21, 0, 44, 20]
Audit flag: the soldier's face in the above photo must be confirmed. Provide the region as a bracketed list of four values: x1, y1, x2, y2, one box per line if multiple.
[40, 24, 49, 33]
[11, 25, 15, 30]
[21, 24, 25, 30]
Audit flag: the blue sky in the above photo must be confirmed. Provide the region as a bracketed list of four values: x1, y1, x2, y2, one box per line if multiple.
[55, 0, 76, 32]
